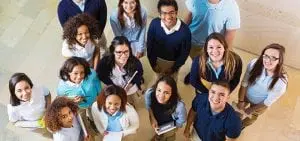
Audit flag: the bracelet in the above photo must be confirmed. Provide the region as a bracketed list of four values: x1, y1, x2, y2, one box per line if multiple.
[239, 100, 245, 102]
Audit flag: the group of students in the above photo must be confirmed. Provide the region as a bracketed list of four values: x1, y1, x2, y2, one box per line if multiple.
[6, 0, 288, 141]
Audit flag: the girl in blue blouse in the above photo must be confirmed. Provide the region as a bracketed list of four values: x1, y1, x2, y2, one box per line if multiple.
[110, 0, 147, 59]
[145, 76, 187, 141]
[237, 43, 288, 129]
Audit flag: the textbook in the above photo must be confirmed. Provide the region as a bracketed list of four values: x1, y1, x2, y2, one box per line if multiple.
[155, 121, 176, 135]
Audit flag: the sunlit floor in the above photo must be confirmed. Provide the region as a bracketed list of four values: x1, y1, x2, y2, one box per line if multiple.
[1, 0, 300, 141]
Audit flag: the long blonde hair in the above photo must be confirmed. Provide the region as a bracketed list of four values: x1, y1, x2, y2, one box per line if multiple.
[199, 33, 239, 80]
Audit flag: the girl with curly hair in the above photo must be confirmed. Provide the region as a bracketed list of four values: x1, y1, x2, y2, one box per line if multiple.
[7, 73, 51, 128]
[190, 32, 243, 94]
[144, 76, 187, 141]
[237, 43, 288, 129]
[44, 97, 90, 141]
[96, 36, 143, 107]
[91, 85, 139, 140]
[57, 57, 101, 140]
[62, 13, 101, 70]
[110, 0, 147, 59]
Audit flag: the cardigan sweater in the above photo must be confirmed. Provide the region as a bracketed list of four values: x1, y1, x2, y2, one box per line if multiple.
[190, 52, 242, 93]
[91, 102, 139, 136]
[96, 56, 143, 89]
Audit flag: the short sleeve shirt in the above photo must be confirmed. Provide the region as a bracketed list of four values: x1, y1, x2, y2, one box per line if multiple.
[241, 59, 287, 106]
[185, 0, 240, 46]
[192, 94, 241, 141]
[7, 86, 50, 122]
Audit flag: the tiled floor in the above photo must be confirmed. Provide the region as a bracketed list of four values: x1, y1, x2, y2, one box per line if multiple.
[0, 0, 300, 141]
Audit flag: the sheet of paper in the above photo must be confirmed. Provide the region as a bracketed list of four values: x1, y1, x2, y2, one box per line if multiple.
[103, 131, 122, 141]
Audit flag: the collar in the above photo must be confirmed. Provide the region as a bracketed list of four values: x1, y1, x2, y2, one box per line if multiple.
[161, 19, 181, 35]
[72, 0, 85, 5]
[74, 39, 92, 50]
[204, 99, 228, 118]
[66, 80, 82, 87]
[123, 13, 136, 28]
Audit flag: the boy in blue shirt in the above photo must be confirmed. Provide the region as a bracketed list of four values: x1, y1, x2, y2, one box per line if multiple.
[184, 81, 242, 141]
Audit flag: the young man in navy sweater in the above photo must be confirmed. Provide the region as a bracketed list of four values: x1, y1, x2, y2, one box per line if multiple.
[147, 0, 191, 82]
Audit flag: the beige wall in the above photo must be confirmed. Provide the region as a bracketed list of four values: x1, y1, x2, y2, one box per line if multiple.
[140, 0, 300, 69]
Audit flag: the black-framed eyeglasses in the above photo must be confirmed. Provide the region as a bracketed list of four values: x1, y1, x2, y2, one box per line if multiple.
[262, 54, 279, 61]
[114, 50, 130, 56]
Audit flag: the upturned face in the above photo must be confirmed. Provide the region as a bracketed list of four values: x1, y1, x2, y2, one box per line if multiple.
[114, 44, 130, 66]
[263, 48, 280, 72]
[15, 80, 32, 102]
[105, 94, 122, 115]
[76, 25, 90, 46]
[68, 65, 85, 84]
[160, 6, 177, 29]
[155, 81, 172, 104]
[59, 107, 74, 128]
[207, 39, 225, 62]
[122, 0, 137, 15]
[208, 84, 230, 112]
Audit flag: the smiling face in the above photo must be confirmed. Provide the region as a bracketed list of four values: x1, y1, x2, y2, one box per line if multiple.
[105, 94, 122, 115]
[59, 107, 74, 128]
[68, 65, 85, 84]
[76, 25, 90, 46]
[208, 84, 230, 112]
[14, 80, 32, 102]
[122, 0, 137, 15]
[160, 6, 177, 29]
[155, 81, 172, 104]
[207, 39, 225, 62]
[114, 44, 130, 66]
[263, 48, 280, 72]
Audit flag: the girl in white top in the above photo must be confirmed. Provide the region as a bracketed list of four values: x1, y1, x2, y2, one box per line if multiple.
[7, 73, 51, 128]
[62, 13, 101, 70]
[45, 97, 90, 141]
[91, 85, 139, 140]
[237, 43, 288, 128]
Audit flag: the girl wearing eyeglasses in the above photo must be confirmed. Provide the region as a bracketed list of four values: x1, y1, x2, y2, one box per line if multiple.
[96, 36, 143, 108]
[237, 43, 288, 129]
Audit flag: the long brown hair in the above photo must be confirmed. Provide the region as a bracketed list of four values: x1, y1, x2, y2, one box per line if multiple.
[199, 32, 239, 80]
[118, 0, 143, 29]
[248, 43, 287, 90]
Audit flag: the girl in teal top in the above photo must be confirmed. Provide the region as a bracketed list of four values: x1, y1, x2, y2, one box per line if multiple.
[57, 57, 101, 109]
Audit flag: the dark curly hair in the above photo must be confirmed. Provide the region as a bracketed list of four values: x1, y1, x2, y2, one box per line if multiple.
[62, 13, 101, 46]
[44, 97, 78, 132]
